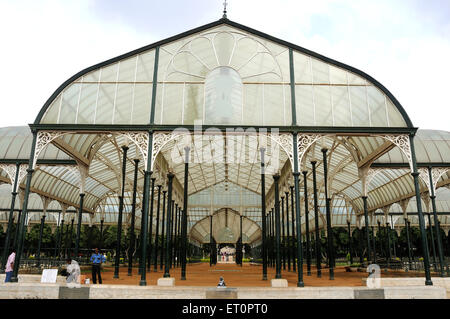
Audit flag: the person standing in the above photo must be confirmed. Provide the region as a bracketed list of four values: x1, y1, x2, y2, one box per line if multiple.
[90, 248, 106, 284]
[5, 249, 16, 283]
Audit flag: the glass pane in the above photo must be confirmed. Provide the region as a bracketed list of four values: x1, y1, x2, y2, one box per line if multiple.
[312, 58, 330, 84]
[100, 63, 118, 82]
[114, 84, 134, 124]
[59, 84, 80, 124]
[367, 86, 388, 127]
[77, 83, 98, 124]
[204, 67, 242, 125]
[295, 85, 314, 126]
[95, 84, 115, 124]
[42, 94, 61, 124]
[136, 50, 155, 82]
[132, 84, 152, 124]
[118, 56, 137, 82]
[293, 52, 312, 83]
[161, 83, 183, 124]
[243, 84, 263, 126]
[331, 86, 352, 126]
[184, 83, 204, 125]
[314, 85, 332, 126]
[349, 86, 369, 126]
[387, 99, 407, 127]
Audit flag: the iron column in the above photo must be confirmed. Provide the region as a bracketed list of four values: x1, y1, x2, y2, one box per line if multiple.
[128, 158, 139, 276]
[260, 148, 267, 280]
[74, 193, 85, 259]
[153, 184, 161, 272]
[302, 171, 312, 276]
[428, 167, 446, 276]
[163, 172, 174, 278]
[311, 161, 321, 278]
[114, 145, 128, 279]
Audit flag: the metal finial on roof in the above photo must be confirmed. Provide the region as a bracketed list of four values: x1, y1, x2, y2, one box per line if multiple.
[223, 0, 228, 19]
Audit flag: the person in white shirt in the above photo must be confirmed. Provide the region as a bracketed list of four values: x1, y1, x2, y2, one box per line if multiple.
[65, 258, 81, 287]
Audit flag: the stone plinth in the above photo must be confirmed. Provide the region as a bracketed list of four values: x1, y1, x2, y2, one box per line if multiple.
[157, 277, 175, 287]
[271, 279, 288, 288]
[206, 288, 237, 299]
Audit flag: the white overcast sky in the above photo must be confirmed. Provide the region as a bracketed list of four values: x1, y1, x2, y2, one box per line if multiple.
[0, 0, 449, 130]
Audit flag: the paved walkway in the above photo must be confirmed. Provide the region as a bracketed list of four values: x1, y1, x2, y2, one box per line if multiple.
[89, 263, 430, 287]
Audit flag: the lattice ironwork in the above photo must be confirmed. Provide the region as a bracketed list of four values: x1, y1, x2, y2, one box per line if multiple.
[34, 131, 68, 169]
[119, 132, 149, 170]
[378, 134, 413, 171]
[297, 134, 323, 165]
[267, 132, 294, 172]
[418, 167, 449, 195]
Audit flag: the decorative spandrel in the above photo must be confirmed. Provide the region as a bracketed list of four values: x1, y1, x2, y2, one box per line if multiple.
[378, 134, 413, 171]
[118, 132, 149, 170]
[418, 167, 449, 195]
[296, 134, 323, 169]
[34, 131, 68, 169]
[0, 164, 29, 193]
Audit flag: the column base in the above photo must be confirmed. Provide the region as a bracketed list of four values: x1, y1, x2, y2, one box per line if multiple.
[271, 279, 288, 287]
[297, 281, 305, 288]
[425, 279, 433, 286]
[139, 280, 147, 286]
[158, 277, 175, 286]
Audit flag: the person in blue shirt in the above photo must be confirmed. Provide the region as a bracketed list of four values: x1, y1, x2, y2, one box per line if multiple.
[90, 248, 106, 284]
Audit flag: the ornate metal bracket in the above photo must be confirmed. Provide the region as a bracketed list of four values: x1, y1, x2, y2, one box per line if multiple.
[0, 164, 28, 193]
[266, 132, 294, 172]
[34, 131, 69, 169]
[377, 134, 413, 171]
[296, 134, 323, 170]
[151, 131, 191, 171]
[418, 167, 449, 196]
[118, 132, 149, 170]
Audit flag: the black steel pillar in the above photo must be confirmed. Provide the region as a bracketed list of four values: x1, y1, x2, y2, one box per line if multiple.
[1, 163, 20, 272]
[260, 148, 267, 280]
[114, 145, 128, 279]
[429, 167, 446, 277]
[386, 222, 392, 269]
[372, 226, 376, 262]
[57, 218, 64, 259]
[160, 190, 167, 270]
[239, 215, 243, 266]
[410, 134, 433, 285]
[427, 213, 438, 272]
[285, 191, 291, 272]
[100, 219, 104, 249]
[74, 193, 85, 259]
[290, 186, 296, 272]
[12, 210, 22, 256]
[128, 158, 139, 276]
[273, 174, 282, 278]
[69, 218, 74, 257]
[302, 171, 312, 276]
[147, 177, 156, 270]
[362, 196, 372, 264]
[322, 147, 334, 280]
[209, 214, 213, 267]
[11, 132, 36, 283]
[163, 172, 174, 278]
[139, 168, 151, 286]
[347, 221, 353, 264]
[281, 195, 286, 270]
[405, 218, 412, 270]
[311, 161, 321, 278]
[36, 215, 46, 267]
[173, 204, 179, 268]
[153, 184, 161, 272]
